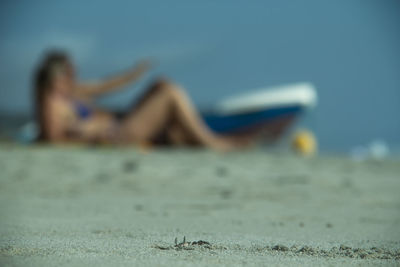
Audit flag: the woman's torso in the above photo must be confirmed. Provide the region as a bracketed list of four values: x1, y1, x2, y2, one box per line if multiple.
[45, 93, 118, 142]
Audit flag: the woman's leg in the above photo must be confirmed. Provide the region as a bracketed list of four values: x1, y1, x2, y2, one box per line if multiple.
[120, 79, 235, 150]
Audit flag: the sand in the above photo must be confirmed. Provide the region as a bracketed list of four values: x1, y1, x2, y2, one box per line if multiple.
[0, 144, 399, 266]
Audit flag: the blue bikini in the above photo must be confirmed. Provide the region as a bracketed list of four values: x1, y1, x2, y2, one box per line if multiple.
[73, 100, 93, 119]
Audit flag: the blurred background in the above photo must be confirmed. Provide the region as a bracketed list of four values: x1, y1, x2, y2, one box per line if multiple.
[0, 0, 399, 153]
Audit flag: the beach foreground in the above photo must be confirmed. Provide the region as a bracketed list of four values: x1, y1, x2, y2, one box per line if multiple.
[0, 144, 399, 266]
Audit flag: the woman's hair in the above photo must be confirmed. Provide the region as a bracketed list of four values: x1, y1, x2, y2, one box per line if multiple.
[34, 50, 70, 140]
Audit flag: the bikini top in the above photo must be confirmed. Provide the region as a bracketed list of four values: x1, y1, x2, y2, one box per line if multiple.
[73, 100, 93, 119]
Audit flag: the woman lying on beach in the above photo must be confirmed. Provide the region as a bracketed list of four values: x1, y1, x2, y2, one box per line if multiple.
[34, 51, 250, 151]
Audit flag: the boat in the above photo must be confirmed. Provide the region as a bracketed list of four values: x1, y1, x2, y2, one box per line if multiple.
[202, 82, 317, 141]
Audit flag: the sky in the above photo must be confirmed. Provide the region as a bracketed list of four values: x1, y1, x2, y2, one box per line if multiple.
[0, 0, 399, 151]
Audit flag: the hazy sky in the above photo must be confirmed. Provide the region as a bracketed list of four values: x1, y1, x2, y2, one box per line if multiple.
[0, 0, 399, 151]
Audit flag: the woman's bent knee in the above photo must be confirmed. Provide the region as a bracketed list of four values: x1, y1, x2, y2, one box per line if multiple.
[156, 80, 184, 96]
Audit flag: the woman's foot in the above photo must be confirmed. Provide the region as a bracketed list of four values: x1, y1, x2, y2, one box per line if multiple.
[210, 135, 253, 152]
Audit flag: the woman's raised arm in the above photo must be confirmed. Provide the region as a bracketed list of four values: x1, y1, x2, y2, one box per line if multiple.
[73, 60, 152, 99]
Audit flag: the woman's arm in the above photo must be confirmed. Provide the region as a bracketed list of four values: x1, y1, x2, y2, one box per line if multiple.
[73, 60, 152, 99]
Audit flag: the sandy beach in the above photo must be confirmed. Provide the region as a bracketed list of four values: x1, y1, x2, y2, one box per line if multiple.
[0, 144, 399, 266]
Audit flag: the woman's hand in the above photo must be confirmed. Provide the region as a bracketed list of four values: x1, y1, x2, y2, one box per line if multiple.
[134, 59, 153, 74]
